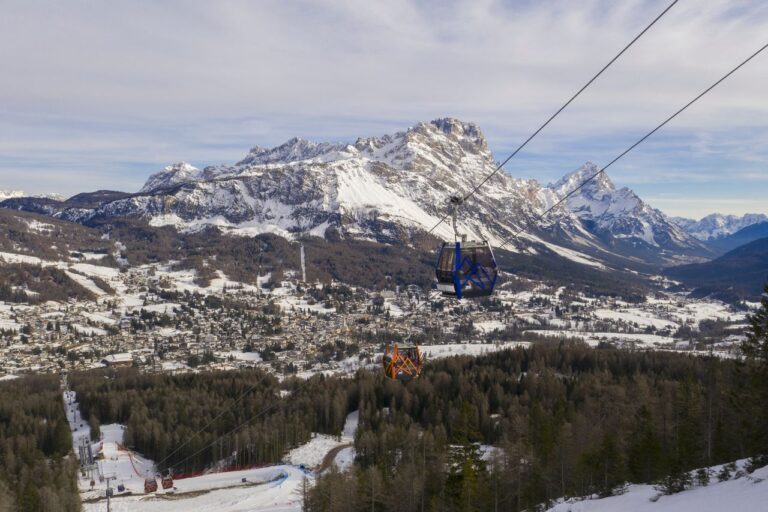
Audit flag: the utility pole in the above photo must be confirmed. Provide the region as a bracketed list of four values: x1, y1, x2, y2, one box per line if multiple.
[105, 474, 116, 512]
[256, 243, 264, 298]
[300, 243, 306, 283]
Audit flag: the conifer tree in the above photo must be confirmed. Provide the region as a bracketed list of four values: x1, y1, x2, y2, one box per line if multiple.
[740, 283, 768, 462]
[89, 415, 101, 442]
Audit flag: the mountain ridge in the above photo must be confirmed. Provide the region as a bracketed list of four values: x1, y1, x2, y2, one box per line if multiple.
[0, 118, 711, 270]
[673, 213, 768, 241]
[666, 236, 768, 300]
[705, 221, 768, 254]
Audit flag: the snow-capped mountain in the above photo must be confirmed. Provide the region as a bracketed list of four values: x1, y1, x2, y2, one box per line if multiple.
[0, 119, 710, 267]
[0, 190, 64, 202]
[673, 213, 768, 241]
[55, 118, 576, 247]
[140, 162, 201, 193]
[551, 163, 704, 252]
[0, 190, 25, 201]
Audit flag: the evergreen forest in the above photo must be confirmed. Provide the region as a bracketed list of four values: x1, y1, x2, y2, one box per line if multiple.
[0, 375, 81, 512]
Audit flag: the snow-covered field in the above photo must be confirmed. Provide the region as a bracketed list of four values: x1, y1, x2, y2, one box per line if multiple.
[526, 330, 675, 348]
[84, 466, 307, 512]
[421, 342, 530, 359]
[287, 410, 358, 470]
[547, 460, 768, 512]
[65, 391, 157, 499]
[285, 435, 347, 469]
[593, 308, 677, 330]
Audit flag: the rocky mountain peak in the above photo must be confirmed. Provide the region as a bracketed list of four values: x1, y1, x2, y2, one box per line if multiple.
[431, 118, 486, 146]
[235, 137, 350, 167]
[551, 162, 615, 197]
[139, 162, 200, 193]
[546, 162, 701, 250]
[405, 118, 488, 154]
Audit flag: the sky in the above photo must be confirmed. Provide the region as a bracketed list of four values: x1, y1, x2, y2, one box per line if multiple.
[0, 0, 766, 219]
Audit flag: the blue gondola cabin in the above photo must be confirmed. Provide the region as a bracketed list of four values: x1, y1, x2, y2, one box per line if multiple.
[436, 239, 498, 299]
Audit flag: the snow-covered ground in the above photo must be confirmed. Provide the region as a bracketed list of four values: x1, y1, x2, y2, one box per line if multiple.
[285, 435, 347, 469]
[286, 410, 358, 471]
[475, 320, 507, 333]
[593, 308, 677, 330]
[332, 447, 356, 472]
[64, 390, 91, 460]
[526, 330, 675, 348]
[84, 466, 307, 512]
[65, 391, 157, 499]
[421, 342, 530, 359]
[547, 460, 768, 512]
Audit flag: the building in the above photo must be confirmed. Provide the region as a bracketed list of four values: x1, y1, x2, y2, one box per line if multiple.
[100, 353, 133, 368]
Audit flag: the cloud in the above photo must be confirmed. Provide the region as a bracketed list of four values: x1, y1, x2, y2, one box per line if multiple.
[0, 0, 766, 215]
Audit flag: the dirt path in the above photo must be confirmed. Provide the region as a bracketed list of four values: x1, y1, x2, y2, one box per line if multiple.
[318, 443, 352, 473]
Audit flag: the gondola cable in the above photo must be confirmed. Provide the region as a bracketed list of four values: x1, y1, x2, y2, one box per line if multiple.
[424, 0, 680, 237]
[153, 372, 274, 470]
[168, 375, 317, 473]
[496, 40, 768, 251]
[382, 289, 441, 380]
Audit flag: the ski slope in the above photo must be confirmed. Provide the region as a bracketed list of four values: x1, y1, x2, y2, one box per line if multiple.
[547, 460, 768, 512]
[83, 466, 307, 512]
[71, 396, 361, 511]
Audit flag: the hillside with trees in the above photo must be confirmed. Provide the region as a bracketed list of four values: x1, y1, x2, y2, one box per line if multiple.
[666, 237, 768, 300]
[0, 375, 81, 512]
[305, 338, 768, 511]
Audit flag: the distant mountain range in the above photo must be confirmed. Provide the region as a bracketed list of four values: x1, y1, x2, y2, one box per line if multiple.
[0, 190, 63, 202]
[672, 213, 768, 241]
[705, 222, 768, 254]
[0, 118, 711, 275]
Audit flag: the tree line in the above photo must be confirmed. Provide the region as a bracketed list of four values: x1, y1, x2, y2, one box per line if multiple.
[0, 375, 80, 512]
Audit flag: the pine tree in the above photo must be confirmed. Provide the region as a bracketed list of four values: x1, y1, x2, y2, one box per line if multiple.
[89, 415, 101, 442]
[0, 479, 16, 512]
[628, 406, 664, 483]
[739, 283, 768, 462]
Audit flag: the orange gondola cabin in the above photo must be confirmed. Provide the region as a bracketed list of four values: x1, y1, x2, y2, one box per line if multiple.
[383, 344, 423, 381]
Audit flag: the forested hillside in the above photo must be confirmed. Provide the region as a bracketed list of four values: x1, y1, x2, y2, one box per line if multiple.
[69, 339, 768, 511]
[70, 369, 352, 474]
[666, 237, 768, 300]
[305, 343, 766, 511]
[0, 376, 81, 512]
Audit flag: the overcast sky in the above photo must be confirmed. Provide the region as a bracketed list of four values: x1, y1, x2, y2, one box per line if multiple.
[1, 0, 766, 219]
